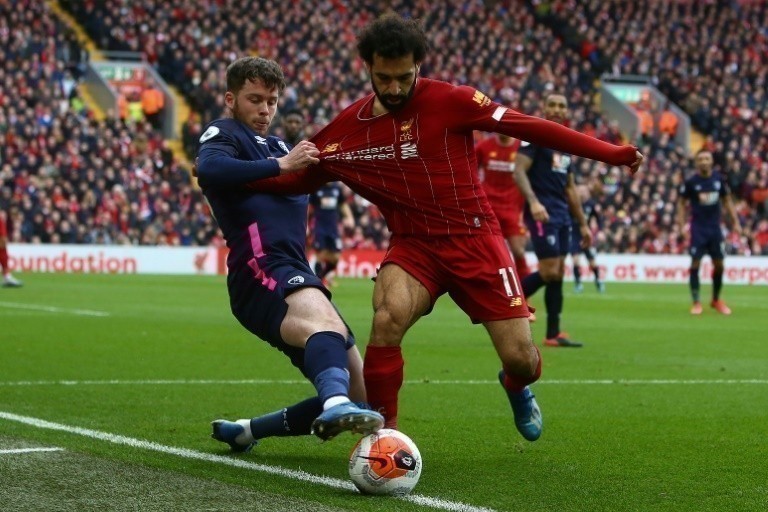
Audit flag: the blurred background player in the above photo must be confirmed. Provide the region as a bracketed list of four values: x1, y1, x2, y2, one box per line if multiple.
[475, 133, 531, 279]
[515, 93, 589, 348]
[570, 181, 605, 293]
[195, 57, 383, 449]
[0, 210, 22, 288]
[281, 108, 306, 147]
[677, 150, 742, 315]
[310, 182, 354, 287]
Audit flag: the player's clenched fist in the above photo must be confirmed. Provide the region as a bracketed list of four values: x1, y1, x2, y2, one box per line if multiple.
[627, 150, 644, 176]
[276, 140, 320, 174]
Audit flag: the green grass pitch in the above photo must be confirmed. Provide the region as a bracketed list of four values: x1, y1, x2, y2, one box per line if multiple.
[1, 273, 766, 511]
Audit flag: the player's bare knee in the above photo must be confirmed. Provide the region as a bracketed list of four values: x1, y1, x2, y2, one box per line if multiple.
[502, 342, 537, 376]
[370, 308, 406, 346]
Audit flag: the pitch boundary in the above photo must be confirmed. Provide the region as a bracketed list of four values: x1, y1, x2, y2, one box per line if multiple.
[0, 301, 110, 317]
[1, 378, 766, 387]
[0, 411, 496, 512]
[0, 447, 64, 454]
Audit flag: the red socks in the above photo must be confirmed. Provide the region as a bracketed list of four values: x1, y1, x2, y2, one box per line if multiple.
[363, 345, 404, 429]
[503, 345, 542, 393]
[0, 247, 8, 274]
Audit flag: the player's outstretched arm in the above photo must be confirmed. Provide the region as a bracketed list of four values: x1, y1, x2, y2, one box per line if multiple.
[245, 166, 332, 195]
[196, 145, 282, 188]
[497, 110, 643, 175]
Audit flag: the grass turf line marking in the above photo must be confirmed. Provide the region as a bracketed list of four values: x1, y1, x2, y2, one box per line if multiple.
[0, 411, 496, 512]
[1, 379, 767, 387]
[0, 301, 110, 317]
[0, 447, 64, 454]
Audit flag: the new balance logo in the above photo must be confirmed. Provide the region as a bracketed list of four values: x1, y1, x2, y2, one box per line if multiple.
[322, 143, 340, 153]
[510, 297, 523, 307]
[472, 90, 491, 107]
[287, 276, 305, 285]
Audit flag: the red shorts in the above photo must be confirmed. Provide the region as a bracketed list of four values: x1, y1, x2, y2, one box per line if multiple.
[495, 208, 526, 238]
[381, 235, 528, 323]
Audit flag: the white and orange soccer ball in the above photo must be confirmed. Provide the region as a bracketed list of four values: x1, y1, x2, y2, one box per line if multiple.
[348, 428, 422, 496]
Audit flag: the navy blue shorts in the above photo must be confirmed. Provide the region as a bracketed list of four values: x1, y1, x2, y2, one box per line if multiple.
[227, 262, 354, 374]
[690, 230, 725, 261]
[569, 225, 583, 255]
[527, 221, 571, 259]
[313, 232, 342, 252]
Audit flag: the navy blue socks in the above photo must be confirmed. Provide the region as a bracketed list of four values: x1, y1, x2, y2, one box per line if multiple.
[522, 271, 546, 298]
[303, 331, 350, 404]
[544, 280, 563, 339]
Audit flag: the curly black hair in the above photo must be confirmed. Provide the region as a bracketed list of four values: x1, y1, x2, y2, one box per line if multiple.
[356, 14, 428, 64]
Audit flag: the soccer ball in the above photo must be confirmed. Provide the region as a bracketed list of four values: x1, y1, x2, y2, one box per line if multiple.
[348, 428, 422, 496]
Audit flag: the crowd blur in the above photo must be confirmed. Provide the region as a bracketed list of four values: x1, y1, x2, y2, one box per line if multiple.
[531, 0, 768, 255]
[0, 1, 221, 246]
[1, 0, 766, 255]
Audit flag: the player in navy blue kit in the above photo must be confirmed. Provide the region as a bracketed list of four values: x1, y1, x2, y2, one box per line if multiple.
[310, 182, 354, 287]
[570, 183, 605, 293]
[281, 108, 306, 147]
[514, 94, 588, 348]
[677, 150, 741, 315]
[195, 57, 383, 450]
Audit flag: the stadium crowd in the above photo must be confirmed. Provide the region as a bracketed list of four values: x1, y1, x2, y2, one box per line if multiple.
[0, 1, 220, 247]
[1, 0, 766, 255]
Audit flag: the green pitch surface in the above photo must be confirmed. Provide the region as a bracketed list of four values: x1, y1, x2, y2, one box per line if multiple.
[1, 274, 767, 512]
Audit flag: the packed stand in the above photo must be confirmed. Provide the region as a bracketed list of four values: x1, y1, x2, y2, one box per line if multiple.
[0, 1, 220, 247]
[530, 0, 768, 255]
[60, 0, 627, 251]
[42, 1, 768, 254]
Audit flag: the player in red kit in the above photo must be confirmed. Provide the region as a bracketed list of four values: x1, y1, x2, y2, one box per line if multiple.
[0, 211, 22, 288]
[475, 133, 531, 279]
[250, 15, 643, 441]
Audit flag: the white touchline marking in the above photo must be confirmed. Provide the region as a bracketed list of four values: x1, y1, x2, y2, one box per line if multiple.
[0, 379, 767, 387]
[0, 447, 64, 454]
[0, 411, 496, 512]
[0, 301, 110, 317]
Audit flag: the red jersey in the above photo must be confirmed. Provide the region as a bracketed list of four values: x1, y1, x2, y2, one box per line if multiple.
[0, 215, 6, 237]
[255, 78, 637, 236]
[475, 135, 525, 213]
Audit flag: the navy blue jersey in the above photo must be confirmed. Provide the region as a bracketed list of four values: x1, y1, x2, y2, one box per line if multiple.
[679, 172, 728, 233]
[196, 118, 308, 273]
[571, 198, 600, 228]
[310, 182, 344, 237]
[519, 141, 572, 225]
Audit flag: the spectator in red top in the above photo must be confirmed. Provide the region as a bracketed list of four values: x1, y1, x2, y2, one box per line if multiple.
[0, 210, 22, 287]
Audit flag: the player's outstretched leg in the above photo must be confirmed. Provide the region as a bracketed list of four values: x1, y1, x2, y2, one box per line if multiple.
[304, 331, 384, 441]
[498, 370, 542, 441]
[211, 419, 258, 453]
